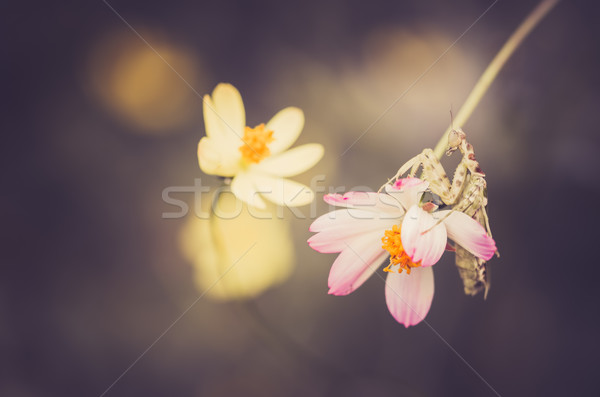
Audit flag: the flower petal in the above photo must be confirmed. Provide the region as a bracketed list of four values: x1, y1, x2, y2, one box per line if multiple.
[385, 177, 428, 211]
[327, 231, 387, 295]
[231, 172, 266, 209]
[385, 266, 434, 327]
[401, 206, 447, 267]
[323, 191, 404, 215]
[197, 136, 242, 177]
[309, 208, 396, 232]
[308, 209, 396, 253]
[438, 210, 496, 260]
[251, 174, 314, 207]
[265, 107, 304, 154]
[203, 83, 245, 143]
[202, 95, 222, 138]
[254, 143, 324, 177]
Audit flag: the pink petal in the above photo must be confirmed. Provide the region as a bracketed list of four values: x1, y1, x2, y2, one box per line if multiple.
[401, 206, 447, 267]
[327, 231, 387, 296]
[385, 266, 434, 327]
[308, 233, 350, 254]
[323, 191, 403, 214]
[309, 209, 396, 233]
[438, 210, 497, 260]
[311, 209, 362, 232]
[385, 178, 429, 211]
[308, 212, 394, 253]
[393, 177, 427, 190]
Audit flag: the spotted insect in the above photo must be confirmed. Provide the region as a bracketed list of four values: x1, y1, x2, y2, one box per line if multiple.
[384, 127, 497, 297]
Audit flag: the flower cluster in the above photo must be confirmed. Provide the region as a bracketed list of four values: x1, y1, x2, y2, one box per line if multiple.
[195, 83, 498, 327]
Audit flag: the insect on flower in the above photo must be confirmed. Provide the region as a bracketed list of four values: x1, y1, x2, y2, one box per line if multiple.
[387, 127, 498, 297]
[308, 177, 496, 327]
[197, 83, 324, 209]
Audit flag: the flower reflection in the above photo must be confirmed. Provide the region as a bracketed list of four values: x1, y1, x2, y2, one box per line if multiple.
[179, 191, 294, 300]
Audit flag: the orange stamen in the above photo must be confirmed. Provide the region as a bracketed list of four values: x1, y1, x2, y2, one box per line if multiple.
[381, 224, 421, 274]
[239, 123, 274, 163]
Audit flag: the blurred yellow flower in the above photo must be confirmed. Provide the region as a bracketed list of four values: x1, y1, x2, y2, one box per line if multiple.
[87, 31, 202, 133]
[198, 83, 324, 209]
[179, 192, 294, 300]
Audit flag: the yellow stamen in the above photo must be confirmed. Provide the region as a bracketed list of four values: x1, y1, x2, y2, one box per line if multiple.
[239, 123, 274, 163]
[381, 224, 421, 274]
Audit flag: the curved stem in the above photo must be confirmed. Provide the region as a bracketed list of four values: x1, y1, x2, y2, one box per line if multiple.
[433, 0, 560, 159]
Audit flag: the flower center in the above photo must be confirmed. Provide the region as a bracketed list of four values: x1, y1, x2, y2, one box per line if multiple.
[381, 224, 421, 274]
[239, 123, 275, 163]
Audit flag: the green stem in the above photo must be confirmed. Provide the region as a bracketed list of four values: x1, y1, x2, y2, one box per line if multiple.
[432, 0, 560, 159]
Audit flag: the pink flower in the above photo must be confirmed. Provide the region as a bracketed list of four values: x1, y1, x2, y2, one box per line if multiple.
[308, 178, 496, 327]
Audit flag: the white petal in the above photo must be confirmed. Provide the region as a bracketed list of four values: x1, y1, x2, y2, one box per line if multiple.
[309, 208, 397, 232]
[265, 107, 304, 154]
[323, 191, 404, 215]
[197, 137, 242, 177]
[438, 210, 496, 260]
[203, 83, 245, 143]
[327, 231, 387, 296]
[385, 177, 428, 211]
[202, 95, 222, 138]
[310, 209, 371, 233]
[308, 209, 396, 253]
[401, 206, 447, 267]
[251, 174, 314, 207]
[385, 266, 434, 327]
[254, 144, 324, 177]
[231, 172, 266, 209]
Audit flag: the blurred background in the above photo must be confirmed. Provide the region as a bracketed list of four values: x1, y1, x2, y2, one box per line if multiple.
[2, 0, 599, 395]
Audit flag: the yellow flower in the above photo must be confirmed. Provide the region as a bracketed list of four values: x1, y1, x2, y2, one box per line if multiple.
[198, 83, 324, 209]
